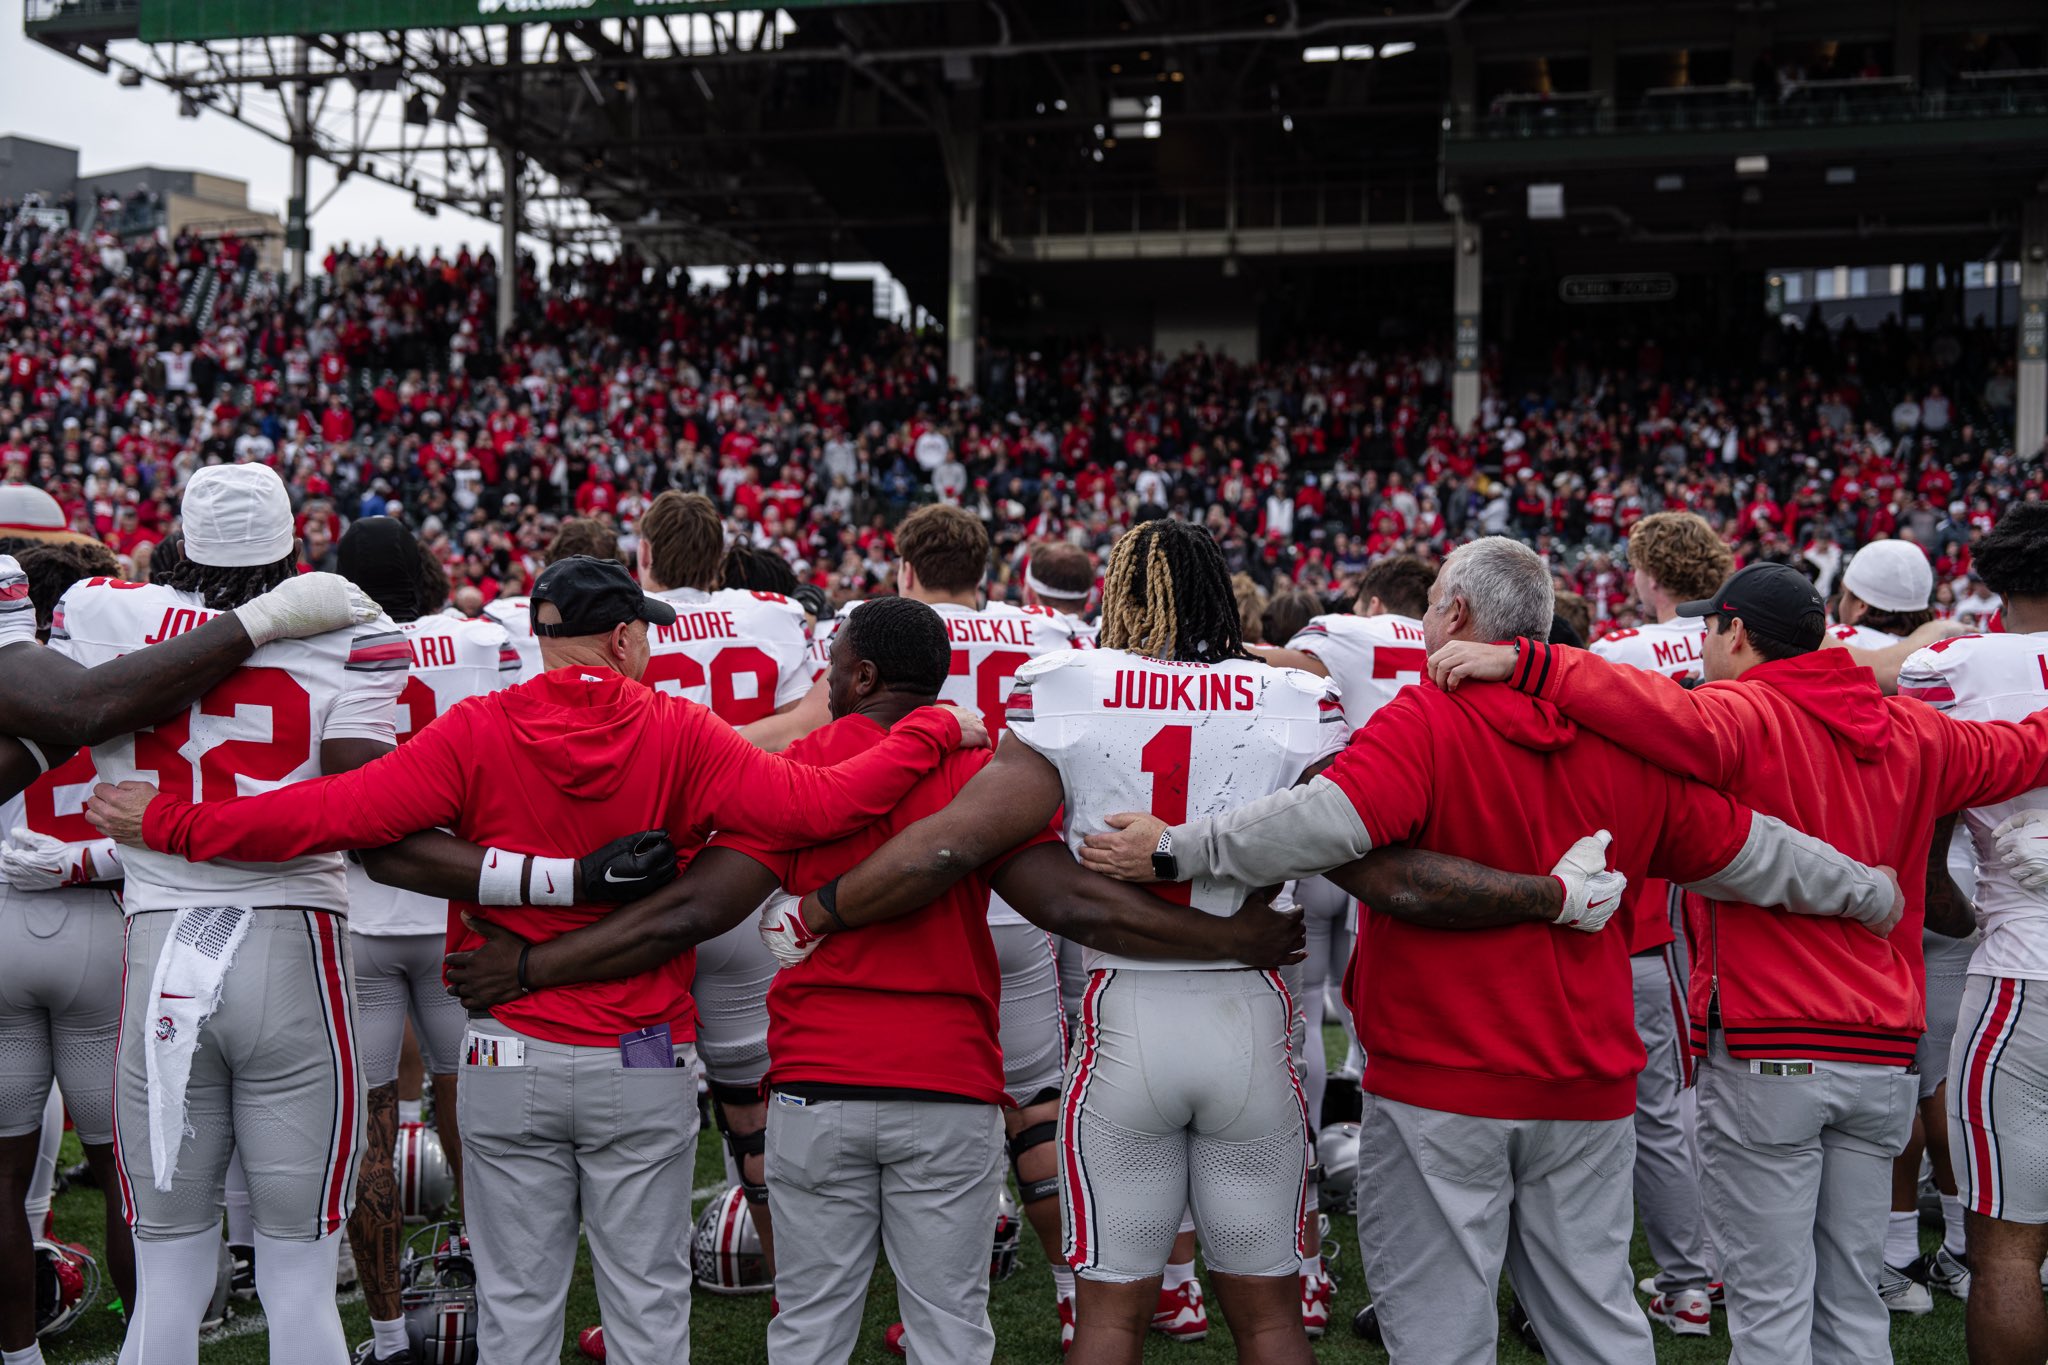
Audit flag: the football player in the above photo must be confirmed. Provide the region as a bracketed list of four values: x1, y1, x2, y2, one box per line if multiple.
[52, 466, 406, 1365]
[1899, 505, 2048, 1344]
[635, 490, 813, 1276]
[1585, 511, 1732, 1337]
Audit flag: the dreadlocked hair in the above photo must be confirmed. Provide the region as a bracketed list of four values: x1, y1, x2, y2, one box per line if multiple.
[1974, 501, 2048, 599]
[1098, 519, 1251, 664]
[160, 550, 299, 612]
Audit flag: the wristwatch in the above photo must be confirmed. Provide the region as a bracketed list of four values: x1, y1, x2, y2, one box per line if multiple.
[1151, 829, 1178, 882]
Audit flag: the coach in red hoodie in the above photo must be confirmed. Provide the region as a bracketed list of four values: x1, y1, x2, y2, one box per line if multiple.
[1080, 538, 1902, 1365]
[90, 557, 983, 1365]
[1430, 560, 2048, 1365]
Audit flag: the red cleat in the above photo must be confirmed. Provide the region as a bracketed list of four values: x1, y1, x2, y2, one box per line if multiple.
[882, 1321, 908, 1356]
[577, 1324, 605, 1360]
[1150, 1278, 1209, 1342]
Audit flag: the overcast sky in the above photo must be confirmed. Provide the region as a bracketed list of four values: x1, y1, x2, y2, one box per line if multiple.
[0, 0, 496, 256]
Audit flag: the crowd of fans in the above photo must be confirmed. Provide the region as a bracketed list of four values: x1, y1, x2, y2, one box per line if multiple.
[1, 214, 2042, 644]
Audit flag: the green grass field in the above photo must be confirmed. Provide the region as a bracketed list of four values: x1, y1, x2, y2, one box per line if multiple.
[38, 1025, 1973, 1363]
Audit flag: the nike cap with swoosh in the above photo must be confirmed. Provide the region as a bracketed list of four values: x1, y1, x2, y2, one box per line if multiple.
[531, 555, 678, 638]
[1676, 562, 1825, 652]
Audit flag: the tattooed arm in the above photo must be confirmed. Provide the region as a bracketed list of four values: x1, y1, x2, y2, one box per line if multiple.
[1323, 846, 1568, 929]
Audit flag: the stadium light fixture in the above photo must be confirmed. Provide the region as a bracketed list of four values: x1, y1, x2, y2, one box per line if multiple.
[1282, 114, 1295, 132]
[1303, 46, 1340, 63]
[1342, 45, 1375, 60]
[1380, 42, 1417, 58]
[1735, 154, 1769, 176]
[1055, 98, 1069, 111]
[1305, 45, 1376, 63]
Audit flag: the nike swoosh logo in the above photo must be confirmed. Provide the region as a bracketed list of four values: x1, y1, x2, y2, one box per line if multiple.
[602, 868, 644, 884]
[486, 852, 499, 868]
[161, 992, 193, 999]
[544, 871, 555, 893]
[1589, 897, 1614, 909]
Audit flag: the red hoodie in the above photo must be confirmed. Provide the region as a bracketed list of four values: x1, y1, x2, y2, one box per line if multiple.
[1505, 640, 2048, 1064]
[716, 713, 1056, 1105]
[1320, 681, 1761, 1121]
[144, 667, 966, 1047]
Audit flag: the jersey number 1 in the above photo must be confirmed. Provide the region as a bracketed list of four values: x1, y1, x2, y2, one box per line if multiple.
[1140, 725, 1193, 907]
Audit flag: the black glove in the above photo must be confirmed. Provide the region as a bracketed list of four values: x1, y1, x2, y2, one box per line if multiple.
[577, 830, 678, 903]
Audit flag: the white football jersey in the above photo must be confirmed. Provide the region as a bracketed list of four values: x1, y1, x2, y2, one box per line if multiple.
[1284, 612, 1427, 733]
[0, 745, 117, 921]
[1830, 622, 1898, 650]
[643, 587, 811, 726]
[1008, 648, 1346, 971]
[1058, 611, 1100, 649]
[1899, 631, 2048, 979]
[51, 578, 405, 915]
[1591, 616, 1708, 681]
[348, 614, 517, 936]
[824, 597, 1084, 925]
[483, 595, 541, 681]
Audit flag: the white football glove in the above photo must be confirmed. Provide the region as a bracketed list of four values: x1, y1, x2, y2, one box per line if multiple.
[0, 827, 120, 891]
[1550, 830, 1627, 933]
[232, 572, 382, 646]
[759, 893, 823, 969]
[1995, 811, 2048, 894]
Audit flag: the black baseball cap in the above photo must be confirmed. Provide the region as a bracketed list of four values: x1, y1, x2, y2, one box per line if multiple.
[530, 555, 677, 638]
[1676, 562, 1826, 651]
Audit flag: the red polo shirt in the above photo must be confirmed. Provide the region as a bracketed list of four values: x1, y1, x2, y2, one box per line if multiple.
[717, 712, 1056, 1106]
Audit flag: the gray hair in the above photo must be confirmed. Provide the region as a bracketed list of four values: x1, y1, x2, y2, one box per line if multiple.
[1437, 537, 1554, 641]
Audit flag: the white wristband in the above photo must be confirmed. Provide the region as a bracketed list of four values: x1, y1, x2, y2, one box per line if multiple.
[477, 848, 525, 906]
[528, 856, 576, 906]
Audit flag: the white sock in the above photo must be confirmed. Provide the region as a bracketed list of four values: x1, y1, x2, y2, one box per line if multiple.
[1941, 1195, 1969, 1258]
[254, 1230, 351, 1365]
[24, 1085, 63, 1232]
[1162, 1259, 1195, 1290]
[397, 1099, 423, 1127]
[5, 1342, 49, 1365]
[371, 1316, 410, 1357]
[224, 1151, 254, 1248]
[120, 1228, 222, 1365]
[1885, 1210, 1920, 1268]
[1050, 1266, 1075, 1301]
[1177, 1209, 1196, 1236]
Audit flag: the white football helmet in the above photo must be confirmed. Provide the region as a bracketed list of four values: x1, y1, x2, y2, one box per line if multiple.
[691, 1185, 770, 1295]
[1316, 1121, 1361, 1217]
[401, 1222, 478, 1365]
[991, 1189, 1022, 1282]
[395, 1121, 456, 1222]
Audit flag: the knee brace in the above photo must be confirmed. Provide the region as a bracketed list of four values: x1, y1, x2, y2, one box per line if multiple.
[710, 1082, 769, 1206]
[1008, 1089, 1062, 1205]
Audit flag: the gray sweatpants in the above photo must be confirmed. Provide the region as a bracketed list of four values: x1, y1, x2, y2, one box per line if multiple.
[1356, 1093, 1653, 1365]
[1631, 947, 1712, 1293]
[1696, 1031, 1916, 1365]
[457, 1018, 700, 1365]
[764, 1093, 1005, 1365]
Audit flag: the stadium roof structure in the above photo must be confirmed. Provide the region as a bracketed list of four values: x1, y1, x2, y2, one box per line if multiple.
[21, 0, 2048, 457]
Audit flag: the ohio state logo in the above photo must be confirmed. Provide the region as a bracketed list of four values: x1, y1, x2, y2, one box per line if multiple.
[155, 1016, 175, 1042]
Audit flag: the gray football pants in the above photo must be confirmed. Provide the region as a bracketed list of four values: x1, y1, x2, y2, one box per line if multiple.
[765, 1094, 1005, 1365]
[1697, 1031, 1916, 1365]
[1356, 1093, 1653, 1365]
[457, 1018, 700, 1365]
[1631, 947, 1713, 1293]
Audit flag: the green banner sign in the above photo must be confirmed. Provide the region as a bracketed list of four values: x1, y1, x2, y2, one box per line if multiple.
[140, 0, 904, 42]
